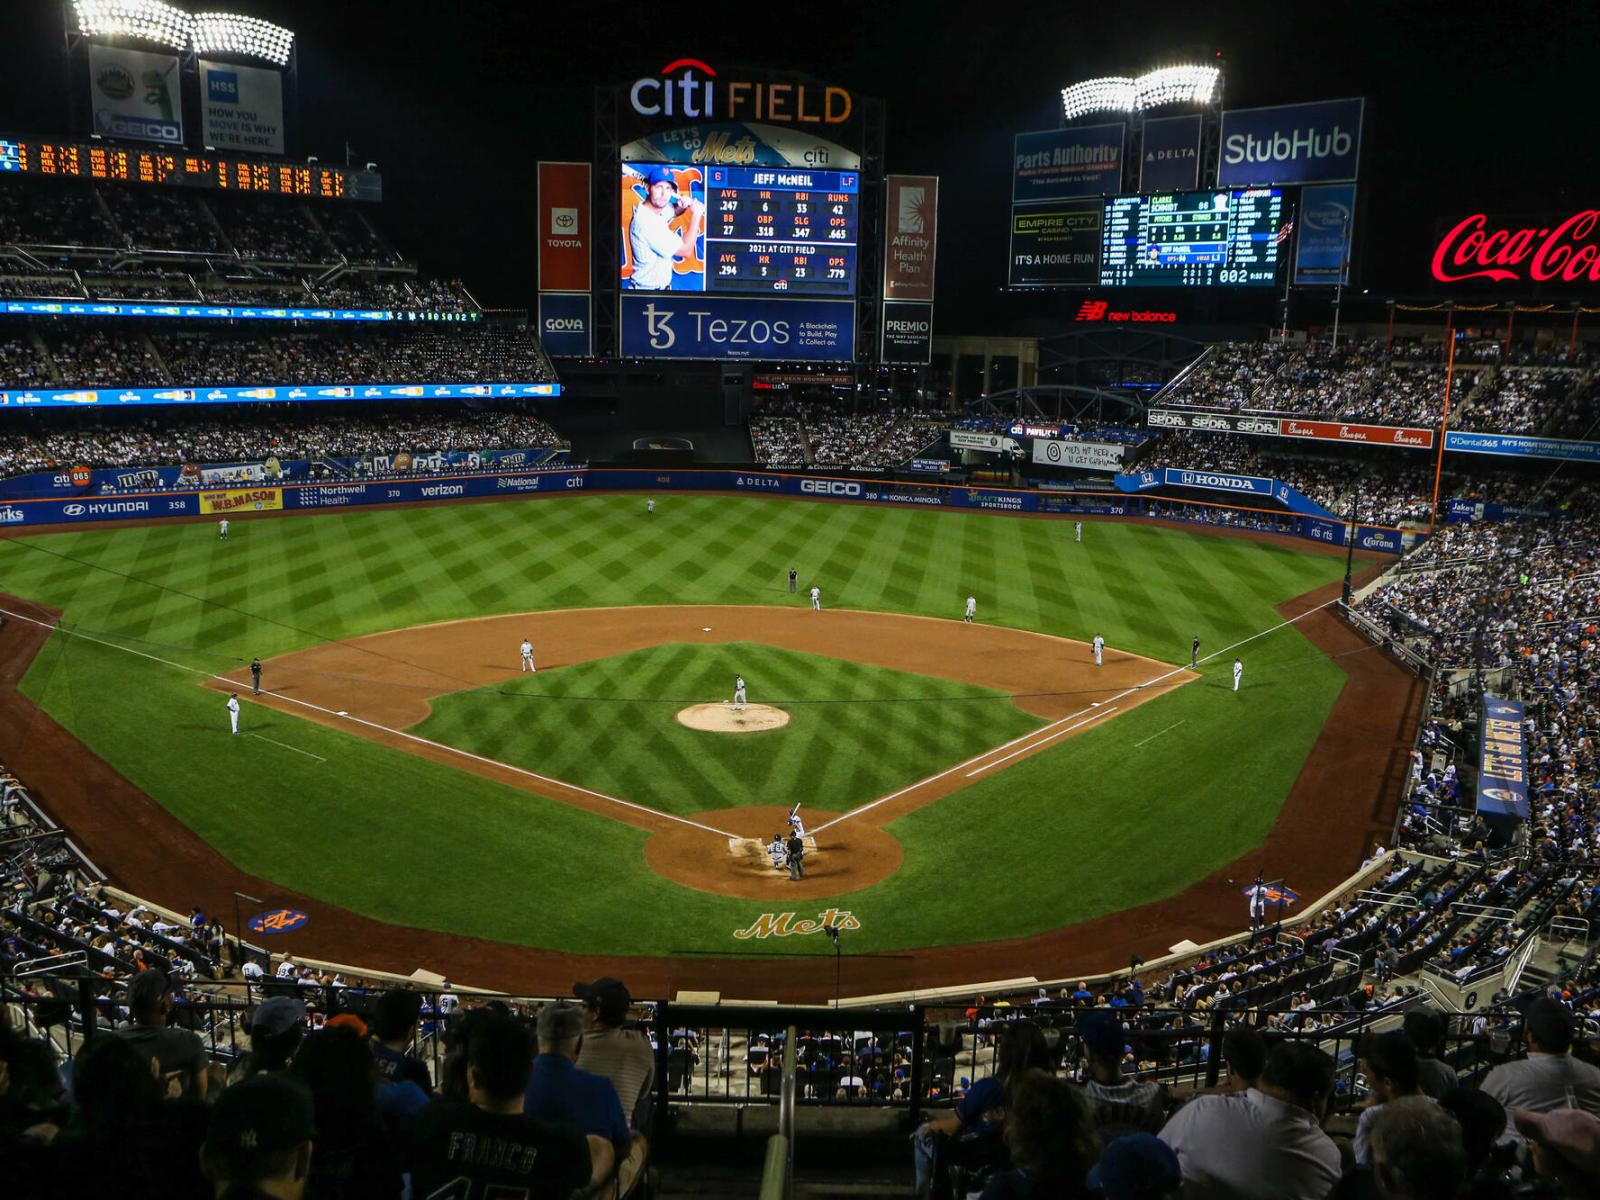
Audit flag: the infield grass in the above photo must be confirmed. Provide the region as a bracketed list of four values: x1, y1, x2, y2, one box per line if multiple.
[0, 494, 1354, 955]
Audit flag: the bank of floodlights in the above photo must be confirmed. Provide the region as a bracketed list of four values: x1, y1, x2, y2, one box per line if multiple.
[71, 0, 193, 49]
[1061, 65, 1221, 121]
[192, 12, 294, 65]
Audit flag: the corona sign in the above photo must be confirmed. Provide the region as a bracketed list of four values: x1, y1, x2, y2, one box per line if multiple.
[629, 60, 852, 125]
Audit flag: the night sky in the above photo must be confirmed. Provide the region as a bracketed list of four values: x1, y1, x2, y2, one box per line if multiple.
[6, 0, 1596, 331]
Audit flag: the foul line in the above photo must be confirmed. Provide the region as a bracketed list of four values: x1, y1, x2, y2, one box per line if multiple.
[249, 733, 326, 763]
[0, 606, 739, 841]
[1134, 720, 1187, 749]
[809, 597, 1341, 836]
[965, 706, 1119, 777]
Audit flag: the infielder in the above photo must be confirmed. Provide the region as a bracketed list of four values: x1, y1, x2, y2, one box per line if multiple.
[1233, 657, 1243, 692]
[520, 638, 535, 673]
[1191, 636, 1200, 669]
[1092, 633, 1104, 666]
[810, 585, 821, 611]
[767, 834, 788, 871]
[964, 596, 976, 623]
[646, 499, 655, 514]
[219, 518, 230, 540]
[733, 674, 747, 712]
[227, 693, 240, 734]
[1075, 521, 1082, 543]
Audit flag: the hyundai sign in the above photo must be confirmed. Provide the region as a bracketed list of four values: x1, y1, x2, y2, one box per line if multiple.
[538, 293, 592, 357]
[1218, 98, 1365, 186]
[620, 295, 854, 361]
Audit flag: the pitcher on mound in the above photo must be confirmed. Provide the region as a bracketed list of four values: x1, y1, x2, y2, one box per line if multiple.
[733, 674, 747, 712]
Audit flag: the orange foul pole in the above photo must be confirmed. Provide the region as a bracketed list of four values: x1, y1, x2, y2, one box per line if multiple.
[1428, 311, 1457, 534]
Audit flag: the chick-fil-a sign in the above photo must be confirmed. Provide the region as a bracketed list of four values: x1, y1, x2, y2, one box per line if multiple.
[1432, 211, 1600, 284]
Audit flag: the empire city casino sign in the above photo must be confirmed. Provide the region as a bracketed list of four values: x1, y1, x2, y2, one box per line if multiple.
[1432, 210, 1600, 285]
[630, 59, 853, 125]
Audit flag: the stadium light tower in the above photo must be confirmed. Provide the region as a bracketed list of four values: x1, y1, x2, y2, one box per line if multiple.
[192, 11, 295, 66]
[69, 0, 193, 47]
[1060, 64, 1220, 122]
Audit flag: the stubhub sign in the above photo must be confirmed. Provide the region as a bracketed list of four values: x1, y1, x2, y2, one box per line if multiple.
[621, 295, 854, 362]
[537, 293, 592, 357]
[1218, 98, 1364, 186]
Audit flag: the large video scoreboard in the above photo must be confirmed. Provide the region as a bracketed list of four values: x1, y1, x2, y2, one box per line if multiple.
[1100, 188, 1285, 287]
[621, 163, 858, 295]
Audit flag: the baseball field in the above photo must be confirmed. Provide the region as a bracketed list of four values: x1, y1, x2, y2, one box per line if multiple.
[0, 493, 1417, 997]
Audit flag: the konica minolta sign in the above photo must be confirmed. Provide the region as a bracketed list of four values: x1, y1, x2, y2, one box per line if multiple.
[1218, 98, 1364, 186]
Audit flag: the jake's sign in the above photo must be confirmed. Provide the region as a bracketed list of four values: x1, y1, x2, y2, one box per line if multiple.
[630, 60, 852, 125]
[734, 909, 861, 940]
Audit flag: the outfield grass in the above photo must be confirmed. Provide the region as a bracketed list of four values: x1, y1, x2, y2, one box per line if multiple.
[413, 642, 1043, 815]
[0, 495, 1352, 955]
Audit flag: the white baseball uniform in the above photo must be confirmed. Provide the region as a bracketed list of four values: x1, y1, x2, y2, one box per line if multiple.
[1093, 634, 1104, 666]
[520, 640, 535, 672]
[1075, 522, 1082, 542]
[219, 519, 229, 540]
[768, 838, 787, 869]
[964, 597, 976, 623]
[647, 499, 655, 514]
[1233, 659, 1243, 691]
[734, 674, 747, 711]
[226, 695, 240, 734]
[1248, 883, 1269, 925]
[810, 586, 821, 611]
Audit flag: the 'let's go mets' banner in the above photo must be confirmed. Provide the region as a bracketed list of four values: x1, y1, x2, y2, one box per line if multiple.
[1477, 696, 1528, 820]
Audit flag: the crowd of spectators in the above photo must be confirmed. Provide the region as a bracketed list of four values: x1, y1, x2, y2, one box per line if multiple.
[1163, 337, 1595, 433]
[750, 398, 947, 467]
[0, 406, 565, 478]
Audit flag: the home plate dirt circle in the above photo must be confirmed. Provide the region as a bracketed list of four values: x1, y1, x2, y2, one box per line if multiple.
[675, 702, 791, 733]
[644, 806, 903, 899]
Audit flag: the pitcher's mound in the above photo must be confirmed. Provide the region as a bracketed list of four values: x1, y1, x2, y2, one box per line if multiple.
[676, 702, 790, 733]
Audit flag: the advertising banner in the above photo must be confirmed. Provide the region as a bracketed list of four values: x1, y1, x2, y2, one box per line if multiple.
[620, 125, 862, 171]
[1446, 498, 1563, 524]
[949, 430, 1016, 452]
[1477, 696, 1528, 820]
[1146, 410, 1283, 436]
[0, 380, 560, 410]
[1431, 210, 1600, 287]
[87, 45, 183, 146]
[1012, 125, 1126, 203]
[1139, 114, 1202, 192]
[537, 162, 592, 293]
[1218, 98, 1365, 186]
[538, 292, 592, 357]
[0, 300, 475, 323]
[199, 488, 283, 515]
[1295, 183, 1356, 286]
[619, 294, 854, 361]
[1353, 525, 1404, 553]
[1030, 438, 1125, 472]
[884, 175, 937, 301]
[1008, 200, 1102, 286]
[881, 300, 933, 364]
[1300, 515, 1347, 546]
[1443, 430, 1600, 463]
[1113, 469, 1333, 517]
[1166, 468, 1274, 497]
[1280, 418, 1433, 449]
[199, 60, 285, 155]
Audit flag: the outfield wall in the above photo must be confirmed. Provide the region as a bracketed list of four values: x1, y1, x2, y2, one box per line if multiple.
[0, 464, 1418, 553]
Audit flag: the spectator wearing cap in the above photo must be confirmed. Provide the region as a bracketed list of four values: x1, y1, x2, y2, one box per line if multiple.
[574, 976, 653, 1195]
[1480, 998, 1600, 1142]
[112, 968, 209, 1100]
[976, 1069, 1097, 1199]
[1158, 1041, 1341, 1200]
[524, 1002, 636, 1190]
[1350, 1030, 1430, 1166]
[1075, 1009, 1167, 1146]
[1084, 1131, 1181, 1200]
[236, 996, 307, 1082]
[200, 1074, 315, 1200]
[1515, 1107, 1600, 1196]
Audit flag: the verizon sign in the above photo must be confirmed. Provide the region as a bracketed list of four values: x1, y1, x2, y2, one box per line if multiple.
[1280, 419, 1433, 449]
[1432, 211, 1600, 285]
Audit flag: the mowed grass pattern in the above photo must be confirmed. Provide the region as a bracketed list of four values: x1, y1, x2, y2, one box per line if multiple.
[0, 495, 1355, 955]
[414, 642, 1043, 815]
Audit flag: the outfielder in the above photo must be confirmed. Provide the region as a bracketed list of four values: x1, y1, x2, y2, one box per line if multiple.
[810, 585, 821, 611]
[1092, 633, 1104, 666]
[646, 499, 655, 514]
[964, 596, 976, 623]
[1075, 521, 1082, 543]
[1233, 657, 1243, 691]
[520, 638, 535, 673]
[219, 518, 229, 540]
[227, 693, 240, 734]
[733, 674, 747, 712]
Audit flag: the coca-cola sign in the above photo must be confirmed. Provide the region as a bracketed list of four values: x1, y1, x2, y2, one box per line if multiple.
[1432, 211, 1600, 285]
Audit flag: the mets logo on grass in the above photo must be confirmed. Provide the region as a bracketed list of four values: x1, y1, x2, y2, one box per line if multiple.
[734, 909, 862, 940]
[247, 908, 309, 935]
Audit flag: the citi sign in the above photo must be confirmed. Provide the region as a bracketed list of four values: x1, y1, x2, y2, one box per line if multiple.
[1432, 211, 1600, 284]
[630, 60, 852, 124]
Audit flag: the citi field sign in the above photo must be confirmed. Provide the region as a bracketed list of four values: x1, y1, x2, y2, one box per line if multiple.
[1432, 211, 1600, 285]
[630, 60, 853, 125]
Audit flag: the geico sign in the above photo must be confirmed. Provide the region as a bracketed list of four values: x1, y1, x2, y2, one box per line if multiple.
[799, 479, 862, 496]
[629, 59, 852, 124]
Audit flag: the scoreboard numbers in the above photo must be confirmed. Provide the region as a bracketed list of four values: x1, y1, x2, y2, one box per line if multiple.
[1099, 188, 1284, 288]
